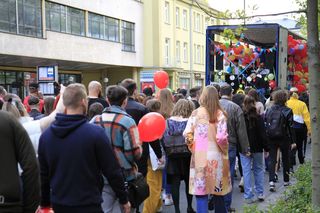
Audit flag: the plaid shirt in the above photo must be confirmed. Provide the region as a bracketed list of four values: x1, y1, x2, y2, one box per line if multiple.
[91, 105, 142, 181]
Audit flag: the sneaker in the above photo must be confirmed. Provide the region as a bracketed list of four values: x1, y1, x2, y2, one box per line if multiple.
[269, 181, 276, 192]
[284, 181, 291, 186]
[239, 177, 244, 193]
[245, 197, 257, 204]
[258, 194, 265, 201]
[164, 194, 173, 206]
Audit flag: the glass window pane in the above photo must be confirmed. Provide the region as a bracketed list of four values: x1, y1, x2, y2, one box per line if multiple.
[0, 72, 5, 84]
[105, 17, 119, 42]
[0, 0, 17, 33]
[5, 72, 16, 84]
[121, 21, 134, 51]
[17, 0, 42, 37]
[67, 7, 84, 36]
[88, 13, 104, 39]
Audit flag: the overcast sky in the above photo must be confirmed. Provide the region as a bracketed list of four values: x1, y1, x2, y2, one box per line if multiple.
[208, 0, 300, 22]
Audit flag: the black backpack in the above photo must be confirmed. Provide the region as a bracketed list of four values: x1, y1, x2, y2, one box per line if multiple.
[265, 106, 286, 139]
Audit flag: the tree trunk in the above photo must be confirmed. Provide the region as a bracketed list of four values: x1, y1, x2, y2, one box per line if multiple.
[307, 0, 320, 208]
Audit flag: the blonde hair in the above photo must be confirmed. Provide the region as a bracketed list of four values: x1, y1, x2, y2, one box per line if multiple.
[63, 83, 87, 109]
[172, 99, 194, 118]
[2, 94, 28, 118]
[199, 86, 225, 123]
[158, 88, 174, 119]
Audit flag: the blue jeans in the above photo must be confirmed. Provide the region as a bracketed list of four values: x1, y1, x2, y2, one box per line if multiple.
[196, 195, 227, 213]
[223, 145, 237, 209]
[240, 153, 264, 199]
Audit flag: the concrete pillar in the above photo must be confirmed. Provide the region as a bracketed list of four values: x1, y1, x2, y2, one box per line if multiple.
[85, 11, 89, 36]
[41, 0, 46, 38]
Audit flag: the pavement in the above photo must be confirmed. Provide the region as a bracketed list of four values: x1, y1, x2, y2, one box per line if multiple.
[157, 143, 312, 213]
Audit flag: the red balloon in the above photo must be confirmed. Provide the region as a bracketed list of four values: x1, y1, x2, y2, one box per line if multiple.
[293, 75, 301, 82]
[154, 71, 169, 89]
[295, 64, 303, 71]
[296, 84, 306, 93]
[269, 80, 276, 89]
[138, 112, 166, 142]
[36, 208, 54, 213]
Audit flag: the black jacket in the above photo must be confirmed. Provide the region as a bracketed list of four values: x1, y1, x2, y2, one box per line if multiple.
[0, 111, 40, 213]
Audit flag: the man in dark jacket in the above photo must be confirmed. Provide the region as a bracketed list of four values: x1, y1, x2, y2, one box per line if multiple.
[219, 84, 250, 212]
[38, 83, 130, 213]
[0, 111, 40, 213]
[28, 95, 44, 120]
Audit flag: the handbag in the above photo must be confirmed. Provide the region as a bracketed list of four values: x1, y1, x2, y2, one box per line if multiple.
[149, 145, 166, 171]
[126, 173, 150, 208]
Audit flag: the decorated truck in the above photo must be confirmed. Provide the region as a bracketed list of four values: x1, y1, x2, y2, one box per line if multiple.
[205, 23, 308, 97]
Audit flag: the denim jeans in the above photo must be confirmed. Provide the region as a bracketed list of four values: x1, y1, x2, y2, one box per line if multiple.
[223, 145, 237, 209]
[196, 195, 227, 213]
[240, 153, 264, 199]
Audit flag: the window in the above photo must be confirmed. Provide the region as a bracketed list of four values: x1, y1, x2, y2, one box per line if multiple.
[165, 38, 170, 65]
[195, 79, 203, 87]
[196, 45, 201, 64]
[175, 7, 180, 28]
[201, 15, 203, 32]
[121, 21, 134, 51]
[46, 2, 85, 36]
[0, 0, 42, 37]
[176, 41, 180, 64]
[195, 13, 200, 32]
[201, 45, 204, 64]
[164, 1, 169, 24]
[179, 78, 190, 90]
[88, 13, 104, 39]
[182, 9, 187, 29]
[105, 17, 119, 42]
[183, 42, 188, 62]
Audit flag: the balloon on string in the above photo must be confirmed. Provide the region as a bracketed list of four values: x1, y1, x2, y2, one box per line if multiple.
[267, 73, 275, 80]
[293, 75, 301, 82]
[298, 44, 305, 50]
[231, 82, 235, 86]
[295, 64, 303, 71]
[296, 84, 306, 93]
[230, 75, 235, 81]
[246, 76, 252, 82]
[225, 42, 230, 48]
[36, 208, 54, 213]
[269, 80, 276, 89]
[239, 84, 243, 89]
[227, 67, 232, 73]
[154, 71, 169, 89]
[138, 112, 166, 142]
[264, 77, 268, 81]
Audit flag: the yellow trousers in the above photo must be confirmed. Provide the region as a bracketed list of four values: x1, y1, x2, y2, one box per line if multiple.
[142, 160, 163, 213]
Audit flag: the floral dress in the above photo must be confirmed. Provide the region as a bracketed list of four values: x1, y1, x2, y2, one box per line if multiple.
[183, 107, 232, 196]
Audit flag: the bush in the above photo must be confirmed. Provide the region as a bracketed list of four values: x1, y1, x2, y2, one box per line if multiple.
[244, 162, 320, 213]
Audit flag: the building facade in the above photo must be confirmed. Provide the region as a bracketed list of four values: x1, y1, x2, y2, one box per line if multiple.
[0, 0, 143, 98]
[141, 0, 222, 91]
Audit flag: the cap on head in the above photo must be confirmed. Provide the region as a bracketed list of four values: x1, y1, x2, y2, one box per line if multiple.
[290, 87, 298, 93]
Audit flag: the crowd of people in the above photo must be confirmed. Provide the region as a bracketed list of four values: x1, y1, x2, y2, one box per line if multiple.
[0, 78, 311, 213]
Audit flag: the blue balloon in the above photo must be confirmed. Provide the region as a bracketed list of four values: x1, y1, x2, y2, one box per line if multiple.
[227, 66, 232, 73]
[298, 44, 304, 50]
[289, 48, 295, 55]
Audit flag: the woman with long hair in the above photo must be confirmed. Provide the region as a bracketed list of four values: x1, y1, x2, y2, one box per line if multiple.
[163, 99, 195, 213]
[158, 88, 174, 119]
[247, 89, 264, 115]
[184, 86, 231, 213]
[240, 95, 268, 203]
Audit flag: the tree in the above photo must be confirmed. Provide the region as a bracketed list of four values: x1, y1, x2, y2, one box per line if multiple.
[307, 0, 320, 208]
[295, 0, 320, 36]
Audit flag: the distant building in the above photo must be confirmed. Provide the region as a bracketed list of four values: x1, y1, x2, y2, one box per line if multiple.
[0, 0, 143, 98]
[253, 18, 302, 35]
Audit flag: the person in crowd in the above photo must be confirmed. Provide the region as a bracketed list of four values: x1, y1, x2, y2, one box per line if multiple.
[189, 87, 201, 109]
[265, 90, 296, 191]
[23, 83, 44, 113]
[136, 93, 146, 104]
[88, 102, 104, 120]
[42, 97, 55, 117]
[28, 96, 44, 120]
[219, 83, 250, 213]
[248, 89, 265, 115]
[178, 88, 187, 98]
[38, 83, 129, 213]
[286, 87, 310, 166]
[255, 62, 270, 75]
[0, 85, 7, 109]
[0, 110, 40, 213]
[184, 86, 231, 213]
[2, 90, 64, 154]
[299, 91, 310, 153]
[241, 96, 268, 203]
[142, 99, 165, 213]
[91, 85, 142, 212]
[142, 96, 154, 106]
[87, 81, 109, 109]
[164, 99, 195, 213]
[265, 87, 281, 111]
[231, 93, 245, 192]
[143, 87, 153, 97]
[173, 93, 185, 104]
[158, 88, 175, 205]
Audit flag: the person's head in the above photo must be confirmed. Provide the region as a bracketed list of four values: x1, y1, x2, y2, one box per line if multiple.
[158, 88, 174, 119]
[244, 87, 252, 95]
[0, 86, 7, 98]
[270, 87, 282, 101]
[88, 81, 103, 98]
[273, 90, 288, 106]
[234, 59, 239, 66]
[88, 102, 104, 120]
[178, 88, 187, 97]
[28, 95, 40, 110]
[29, 82, 39, 94]
[44, 97, 55, 115]
[143, 96, 154, 106]
[121, 78, 137, 97]
[189, 87, 202, 99]
[232, 93, 245, 108]
[289, 87, 299, 99]
[173, 93, 185, 103]
[243, 95, 258, 128]
[220, 83, 232, 98]
[54, 82, 61, 96]
[199, 86, 225, 123]
[106, 85, 128, 108]
[146, 99, 161, 113]
[2, 94, 28, 118]
[136, 93, 146, 104]
[172, 99, 195, 118]
[247, 89, 259, 102]
[63, 83, 88, 115]
[143, 87, 153, 97]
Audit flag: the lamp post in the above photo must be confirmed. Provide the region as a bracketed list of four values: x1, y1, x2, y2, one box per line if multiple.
[243, 0, 246, 25]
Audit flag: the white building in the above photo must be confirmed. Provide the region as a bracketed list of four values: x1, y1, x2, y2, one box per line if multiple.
[0, 0, 143, 97]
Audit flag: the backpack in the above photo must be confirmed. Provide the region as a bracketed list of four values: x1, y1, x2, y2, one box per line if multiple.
[265, 106, 286, 139]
